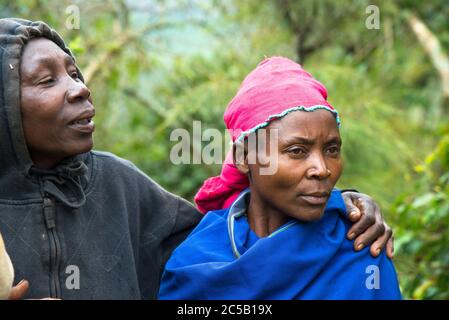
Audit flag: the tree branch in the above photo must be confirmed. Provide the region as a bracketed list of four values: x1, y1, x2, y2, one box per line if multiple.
[123, 88, 166, 117]
[83, 21, 175, 84]
[408, 13, 449, 103]
[83, 19, 211, 84]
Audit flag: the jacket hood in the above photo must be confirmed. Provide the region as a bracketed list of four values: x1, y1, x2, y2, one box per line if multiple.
[0, 18, 88, 207]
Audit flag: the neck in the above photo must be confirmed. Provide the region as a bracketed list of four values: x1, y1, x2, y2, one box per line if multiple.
[247, 190, 289, 238]
[29, 152, 65, 170]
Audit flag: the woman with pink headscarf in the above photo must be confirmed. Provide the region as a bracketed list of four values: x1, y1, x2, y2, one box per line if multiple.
[158, 57, 401, 299]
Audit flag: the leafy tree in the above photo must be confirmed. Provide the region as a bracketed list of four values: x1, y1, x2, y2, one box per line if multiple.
[393, 132, 449, 299]
[1, 0, 448, 299]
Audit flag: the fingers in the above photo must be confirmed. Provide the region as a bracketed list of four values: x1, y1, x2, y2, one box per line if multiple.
[348, 206, 361, 222]
[341, 192, 362, 222]
[386, 235, 394, 259]
[354, 217, 385, 250]
[352, 217, 385, 251]
[343, 191, 395, 257]
[352, 220, 384, 252]
[347, 205, 377, 240]
[8, 279, 29, 300]
[368, 225, 393, 257]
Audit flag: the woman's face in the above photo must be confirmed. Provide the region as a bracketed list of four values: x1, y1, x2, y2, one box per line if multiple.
[20, 38, 95, 169]
[244, 109, 343, 221]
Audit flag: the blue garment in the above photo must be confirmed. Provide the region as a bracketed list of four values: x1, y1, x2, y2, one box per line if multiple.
[159, 189, 402, 300]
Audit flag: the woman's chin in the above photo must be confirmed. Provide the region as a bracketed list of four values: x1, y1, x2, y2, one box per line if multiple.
[291, 206, 326, 222]
[66, 139, 94, 156]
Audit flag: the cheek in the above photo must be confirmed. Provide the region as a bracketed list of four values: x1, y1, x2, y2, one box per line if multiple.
[21, 90, 63, 124]
[274, 159, 304, 187]
[329, 158, 343, 183]
[252, 156, 303, 190]
[21, 91, 64, 146]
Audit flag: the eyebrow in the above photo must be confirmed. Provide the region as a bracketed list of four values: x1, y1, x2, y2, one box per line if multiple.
[282, 136, 342, 146]
[33, 54, 75, 68]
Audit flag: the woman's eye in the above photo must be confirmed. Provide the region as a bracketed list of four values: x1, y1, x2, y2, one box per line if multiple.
[326, 146, 340, 155]
[287, 147, 306, 155]
[71, 72, 79, 79]
[39, 78, 54, 85]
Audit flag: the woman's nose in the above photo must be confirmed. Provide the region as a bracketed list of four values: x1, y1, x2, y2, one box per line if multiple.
[66, 78, 91, 103]
[306, 154, 331, 180]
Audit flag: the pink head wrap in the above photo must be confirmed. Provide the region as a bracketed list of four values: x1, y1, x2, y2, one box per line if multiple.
[194, 56, 340, 213]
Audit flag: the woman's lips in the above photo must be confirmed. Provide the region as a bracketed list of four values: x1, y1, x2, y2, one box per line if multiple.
[298, 193, 330, 206]
[68, 118, 95, 133]
[68, 108, 95, 133]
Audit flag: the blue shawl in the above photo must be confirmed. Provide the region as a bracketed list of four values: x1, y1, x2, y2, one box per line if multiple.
[159, 189, 401, 299]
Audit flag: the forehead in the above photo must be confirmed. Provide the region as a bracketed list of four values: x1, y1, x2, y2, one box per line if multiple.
[21, 38, 73, 69]
[268, 109, 340, 138]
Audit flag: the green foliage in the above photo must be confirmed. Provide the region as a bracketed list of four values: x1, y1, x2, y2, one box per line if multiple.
[1, 0, 448, 299]
[393, 133, 449, 299]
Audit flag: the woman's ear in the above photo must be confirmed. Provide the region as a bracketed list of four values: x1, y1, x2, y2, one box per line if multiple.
[233, 140, 249, 175]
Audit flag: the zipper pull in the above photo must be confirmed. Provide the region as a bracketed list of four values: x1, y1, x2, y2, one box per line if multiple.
[43, 197, 56, 229]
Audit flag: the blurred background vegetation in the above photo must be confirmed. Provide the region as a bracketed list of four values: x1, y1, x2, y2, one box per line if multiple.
[1, 0, 448, 299]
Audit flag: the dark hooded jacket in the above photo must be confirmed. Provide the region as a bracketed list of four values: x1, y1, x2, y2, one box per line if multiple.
[0, 18, 202, 299]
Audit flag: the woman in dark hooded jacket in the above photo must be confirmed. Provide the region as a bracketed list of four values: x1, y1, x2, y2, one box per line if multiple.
[0, 18, 393, 299]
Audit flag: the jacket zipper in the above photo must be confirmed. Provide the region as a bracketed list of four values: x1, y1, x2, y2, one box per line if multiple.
[43, 196, 62, 298]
